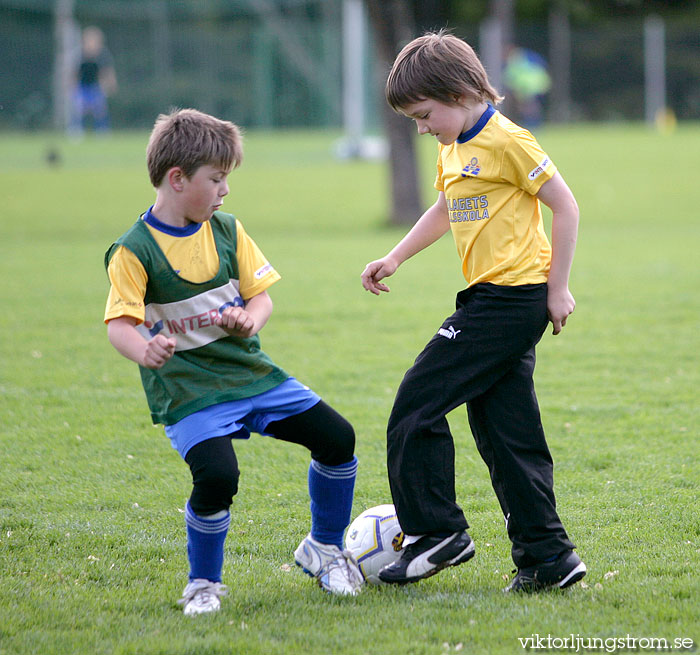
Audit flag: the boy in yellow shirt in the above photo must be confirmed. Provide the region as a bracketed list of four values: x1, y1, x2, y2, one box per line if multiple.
[362, 32, 585, 592]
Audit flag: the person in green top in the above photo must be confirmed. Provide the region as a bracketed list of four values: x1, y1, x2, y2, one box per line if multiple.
[104, 108, 363, 615]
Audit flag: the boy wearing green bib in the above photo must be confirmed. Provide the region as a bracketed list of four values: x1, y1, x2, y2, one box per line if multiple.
[105, 109, 362, 615]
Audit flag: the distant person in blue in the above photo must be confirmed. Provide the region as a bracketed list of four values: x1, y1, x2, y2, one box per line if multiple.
[70, 26, 117, 135]
[503, 47, 551, 128]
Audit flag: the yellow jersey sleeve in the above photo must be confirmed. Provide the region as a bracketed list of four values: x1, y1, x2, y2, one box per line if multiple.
[500, 131, 556, 195]
[104, 245, 148, 324]
[235, 221, 281, 299]
[435, 148, 445, 192]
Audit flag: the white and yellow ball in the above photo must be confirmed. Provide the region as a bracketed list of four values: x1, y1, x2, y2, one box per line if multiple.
[345, 504, 404, 584]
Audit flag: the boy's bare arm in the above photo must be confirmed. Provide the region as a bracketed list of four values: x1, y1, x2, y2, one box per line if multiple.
[361, 193, 450, 295]
[215, 290, 273, 338]
[537, 172, 579, 335]
[107, 316, 176, 369]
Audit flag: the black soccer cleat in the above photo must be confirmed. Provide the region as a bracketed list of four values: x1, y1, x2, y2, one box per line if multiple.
[378, 530, 475, 585]
[504, 549, 587, 593]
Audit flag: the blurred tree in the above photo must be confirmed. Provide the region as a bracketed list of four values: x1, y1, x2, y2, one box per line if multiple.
[547, 0, 572, 123]
[365, 0, 422, 226]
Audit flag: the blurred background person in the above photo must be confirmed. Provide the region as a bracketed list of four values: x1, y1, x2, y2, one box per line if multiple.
[70, 26, 117, 135]
[503, 46, 551, 129]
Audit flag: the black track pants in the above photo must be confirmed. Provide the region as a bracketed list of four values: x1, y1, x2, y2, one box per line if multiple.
[387, 283, 575, 567]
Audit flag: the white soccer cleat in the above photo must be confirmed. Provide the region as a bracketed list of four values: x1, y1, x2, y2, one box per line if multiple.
[294, 533, 364, 596]
[178, 578, 228, 616]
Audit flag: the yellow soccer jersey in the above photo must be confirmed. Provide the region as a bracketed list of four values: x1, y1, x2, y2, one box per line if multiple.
[435, 105, 556, 287]
[104, 211, 280, 324]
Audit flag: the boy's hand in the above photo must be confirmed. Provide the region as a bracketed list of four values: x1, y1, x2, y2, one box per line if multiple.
[216, 306, 256, 338]
[361, 258, 397, 295]
[143, 334, 176, 369]
[547, 285, 575, 335]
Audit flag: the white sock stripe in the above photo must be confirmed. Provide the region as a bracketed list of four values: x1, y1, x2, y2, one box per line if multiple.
[310, 457, 358, 480]
[185, 514, 231, 534]
[185, 505, 231, 534]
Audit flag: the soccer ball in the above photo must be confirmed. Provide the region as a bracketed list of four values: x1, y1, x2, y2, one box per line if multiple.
[345, 504, 404, 584]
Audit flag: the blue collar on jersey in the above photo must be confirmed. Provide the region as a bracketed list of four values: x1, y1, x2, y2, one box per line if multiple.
[143, 206, 202, 237]
[456, 103, 495, 143]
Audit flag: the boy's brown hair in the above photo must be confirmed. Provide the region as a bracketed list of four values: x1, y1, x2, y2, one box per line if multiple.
[146, 108, 243, 187]
[386, 30, 503, 111]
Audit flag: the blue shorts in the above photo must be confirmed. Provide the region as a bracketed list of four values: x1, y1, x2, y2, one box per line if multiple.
[165, 378, 320, 459]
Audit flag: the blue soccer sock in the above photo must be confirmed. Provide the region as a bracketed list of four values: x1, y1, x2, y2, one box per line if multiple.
[185, 501, 230, 582]
[308, 456, 358, 549]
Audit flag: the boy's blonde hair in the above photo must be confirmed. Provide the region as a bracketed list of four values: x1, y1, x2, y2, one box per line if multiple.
[386, 30, 503, 111]
[146, 108, 243, 187]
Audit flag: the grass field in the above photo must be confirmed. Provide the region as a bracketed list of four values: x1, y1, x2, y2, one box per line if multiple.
[1, 123, 698, 655]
